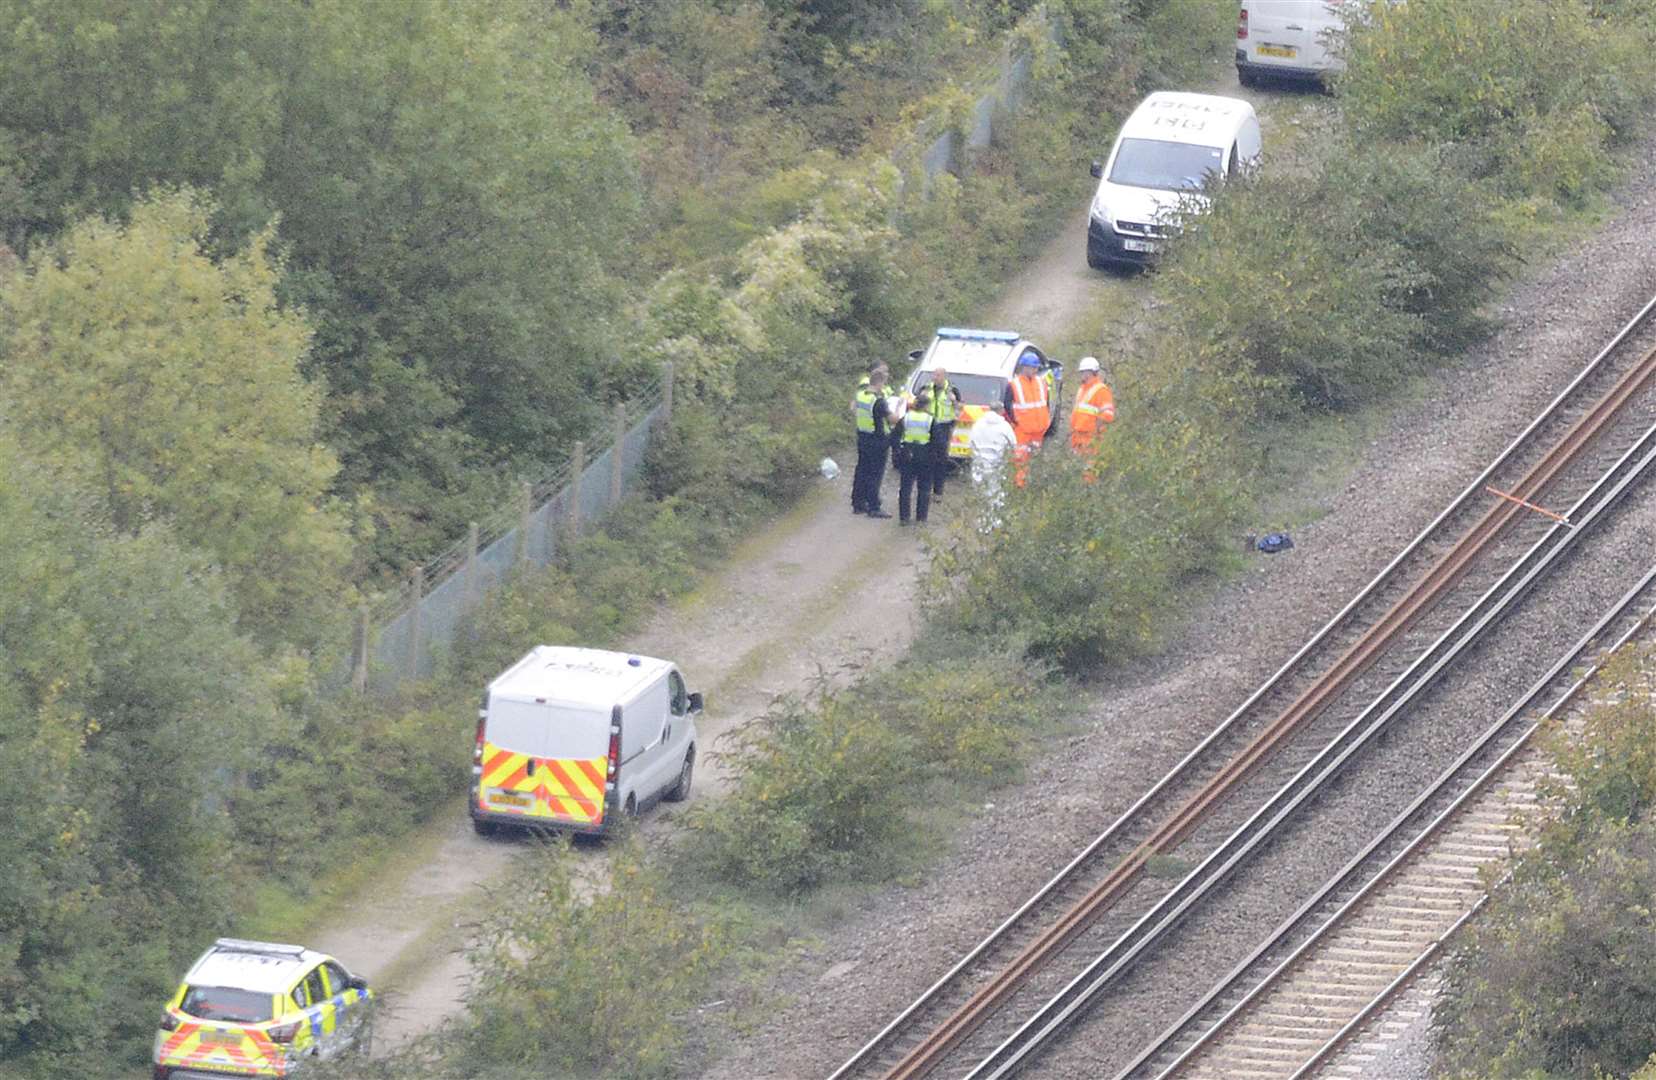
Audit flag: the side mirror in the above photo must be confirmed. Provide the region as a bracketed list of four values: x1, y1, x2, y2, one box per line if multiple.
[687, 692, 704, 714]
[348, 976, 368, 991]
[907, 349, 923, 363]
[1089, 160, 1103, 180]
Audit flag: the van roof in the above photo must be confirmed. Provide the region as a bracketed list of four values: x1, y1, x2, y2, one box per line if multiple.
[489, 646, 672, 709]
[1120, 92, 1255, 147]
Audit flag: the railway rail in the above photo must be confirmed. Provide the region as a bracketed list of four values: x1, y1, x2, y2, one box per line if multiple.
[1123, 566, 1656, 1080]
[828, 294, 1656, 1080]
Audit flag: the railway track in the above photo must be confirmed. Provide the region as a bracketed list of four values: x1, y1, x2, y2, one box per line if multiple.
[1122, 566, 1656, 1080]
[828, 295, 1656, 1080]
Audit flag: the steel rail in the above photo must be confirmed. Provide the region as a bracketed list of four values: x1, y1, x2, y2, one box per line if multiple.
[848, 322, 1656, 1080]
[967, 415, 1656, 1080]
[1120, 564, 1656, 1080]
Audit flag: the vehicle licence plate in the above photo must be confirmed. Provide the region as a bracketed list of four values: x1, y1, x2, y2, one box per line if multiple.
[201, 1030, 243, 1046]
[1257, 43, 1297, 58]
[487, 787, 533, 809]
[1122, 238, 1158, 253]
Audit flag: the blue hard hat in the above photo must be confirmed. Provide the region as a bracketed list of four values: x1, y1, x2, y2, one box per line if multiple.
[1017, 351, 1040, 367]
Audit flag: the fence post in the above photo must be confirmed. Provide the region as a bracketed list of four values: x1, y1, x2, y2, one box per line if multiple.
[610, 401, 626, 507]
[407, 565, 425, 682]
[516, 480, 532, 566]
[464, 521, 479, 611]
[352, 602, 370, 694]
[568, 440, 585, 546]
[660, 362, 674, 428]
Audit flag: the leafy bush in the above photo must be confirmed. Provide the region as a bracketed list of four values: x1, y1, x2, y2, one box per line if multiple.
[1434, 645, 1656, 1077]
[938, 412, 1248, 668]
[690, 652, 1044, 895]
[335, 840, 727, 1080]
[1338, 0, 1656, 203]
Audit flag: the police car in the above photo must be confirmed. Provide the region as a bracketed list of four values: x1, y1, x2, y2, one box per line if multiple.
[902, 328, 1063, 462]
[152, 938, 373, 1078]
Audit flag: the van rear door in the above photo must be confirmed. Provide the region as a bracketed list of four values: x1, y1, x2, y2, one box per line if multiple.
[477, 698, 610, 826]
[1242, 1, 1338, 72]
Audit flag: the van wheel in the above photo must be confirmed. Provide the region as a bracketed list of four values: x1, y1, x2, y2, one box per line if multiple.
[665, 750, 695, 803]
[1237, 66, 1259, 89]
[472, 818, 498, 839]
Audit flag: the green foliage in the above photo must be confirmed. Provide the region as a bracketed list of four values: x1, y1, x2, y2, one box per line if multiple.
[0, 0, 643, 570]
[0, 188, 356, 649]
[0, 431, 279, 1073]
[440, 840, 726, 1080]
[1435, 646, 1656, 1077]
[939, 414, 1248, 668]
[1339, 0, 1656, 203]
[690, 653, 1042, 895]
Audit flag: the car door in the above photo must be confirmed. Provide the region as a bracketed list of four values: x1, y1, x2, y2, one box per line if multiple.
[319, 961, 366, 1055]
[297, 965, 331, 1058]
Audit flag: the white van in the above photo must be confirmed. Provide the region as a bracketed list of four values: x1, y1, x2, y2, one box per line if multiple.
[1086, 92, 1262, 270]
[470, 646, 700, 837]
[1235, 1, 1347, 87]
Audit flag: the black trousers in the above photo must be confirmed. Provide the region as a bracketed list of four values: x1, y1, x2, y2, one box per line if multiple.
[852, 432, 888, 512]
[929, 423, 955, 496]
[898, 448, 932, 523]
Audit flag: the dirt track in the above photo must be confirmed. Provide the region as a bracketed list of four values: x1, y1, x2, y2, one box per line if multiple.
[306, 65, 1277, 1054]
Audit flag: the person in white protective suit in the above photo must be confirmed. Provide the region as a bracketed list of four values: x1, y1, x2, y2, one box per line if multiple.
[968, 403, 1017, 530]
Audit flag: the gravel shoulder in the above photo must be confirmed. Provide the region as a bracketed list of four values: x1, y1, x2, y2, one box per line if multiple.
[694, 114, 1656, 1080]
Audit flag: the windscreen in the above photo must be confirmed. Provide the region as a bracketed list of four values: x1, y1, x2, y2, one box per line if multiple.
[180, 985, 273, 1023]
[1109, 138, 1223, 191]
[486, 699, 608, 759]
[908, 372, 1007, 408]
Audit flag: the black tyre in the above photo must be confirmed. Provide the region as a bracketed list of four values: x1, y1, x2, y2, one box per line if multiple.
[665, 750, 695, 803]
[472, 817, 498, 839]
[1237, 65, 1259, 88]
[1086, 248, 1107, 271]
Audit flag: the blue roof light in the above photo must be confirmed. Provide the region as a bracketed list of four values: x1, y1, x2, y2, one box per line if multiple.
[936, 327, 1020, 343]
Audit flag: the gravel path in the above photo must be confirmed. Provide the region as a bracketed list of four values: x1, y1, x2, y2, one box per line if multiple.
[694, 117, 1656, 1080]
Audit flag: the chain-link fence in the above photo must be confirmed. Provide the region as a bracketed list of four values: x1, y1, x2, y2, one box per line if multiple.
[908, 9, 1052, 188]
[347, 369, 670, 694]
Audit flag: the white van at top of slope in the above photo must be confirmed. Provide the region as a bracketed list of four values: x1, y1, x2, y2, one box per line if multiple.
[1085, 92, 1261, 271]
[471, 646, 701, 837]
[1236, 1, 1348, 87]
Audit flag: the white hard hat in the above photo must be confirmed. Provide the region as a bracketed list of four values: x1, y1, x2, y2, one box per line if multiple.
[1078, 356, 1100, 373]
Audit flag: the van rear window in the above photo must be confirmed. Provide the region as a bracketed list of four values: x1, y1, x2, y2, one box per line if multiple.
[1109, 138, 1224, 192]
[180, 985, 273, 1023]
[486, 699, 608, 759]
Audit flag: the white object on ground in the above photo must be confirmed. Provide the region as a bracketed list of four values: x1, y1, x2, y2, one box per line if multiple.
[819, 457, 840, 480]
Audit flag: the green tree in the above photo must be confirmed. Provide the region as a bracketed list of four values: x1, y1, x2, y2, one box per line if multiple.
[0, 189, 355, 649]
[0, 431, 281, 1072]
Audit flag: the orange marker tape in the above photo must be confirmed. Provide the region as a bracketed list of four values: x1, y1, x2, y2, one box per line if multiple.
[1486, 485, 1573, 527]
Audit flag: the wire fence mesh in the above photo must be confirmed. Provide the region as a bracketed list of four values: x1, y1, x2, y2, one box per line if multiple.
[347, 374, 668, 693]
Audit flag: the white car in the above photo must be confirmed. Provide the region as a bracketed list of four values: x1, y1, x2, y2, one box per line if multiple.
[1235, 0, 1348, 87]
[1087, 92, 1262, 271]
[902, 328, 1064, 461]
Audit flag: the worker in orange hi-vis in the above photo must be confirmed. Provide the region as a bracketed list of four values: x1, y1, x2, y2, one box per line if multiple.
[1068, 356, 1116, 453]
[1003, 351, 1050, 488]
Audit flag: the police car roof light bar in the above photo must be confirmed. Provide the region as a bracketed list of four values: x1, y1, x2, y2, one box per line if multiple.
[936, 327, 1020, 342]
[214, 938, 308, 958]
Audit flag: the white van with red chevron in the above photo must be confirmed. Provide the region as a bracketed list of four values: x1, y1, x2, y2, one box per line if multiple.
[471, 647, 701, 837]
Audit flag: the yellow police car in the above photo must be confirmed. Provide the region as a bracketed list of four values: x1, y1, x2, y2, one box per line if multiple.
[152, 938, 373, 1078]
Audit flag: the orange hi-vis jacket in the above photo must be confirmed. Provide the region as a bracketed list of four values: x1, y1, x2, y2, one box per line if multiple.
[1008, 373, 1050, 445]
[1069, 378, 1116, 450]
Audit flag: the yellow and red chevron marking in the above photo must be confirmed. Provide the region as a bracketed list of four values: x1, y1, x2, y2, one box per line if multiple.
[950, 404, 987, 457]
[477, 743, 607, 824]
[157, 1017, 284, 1075]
